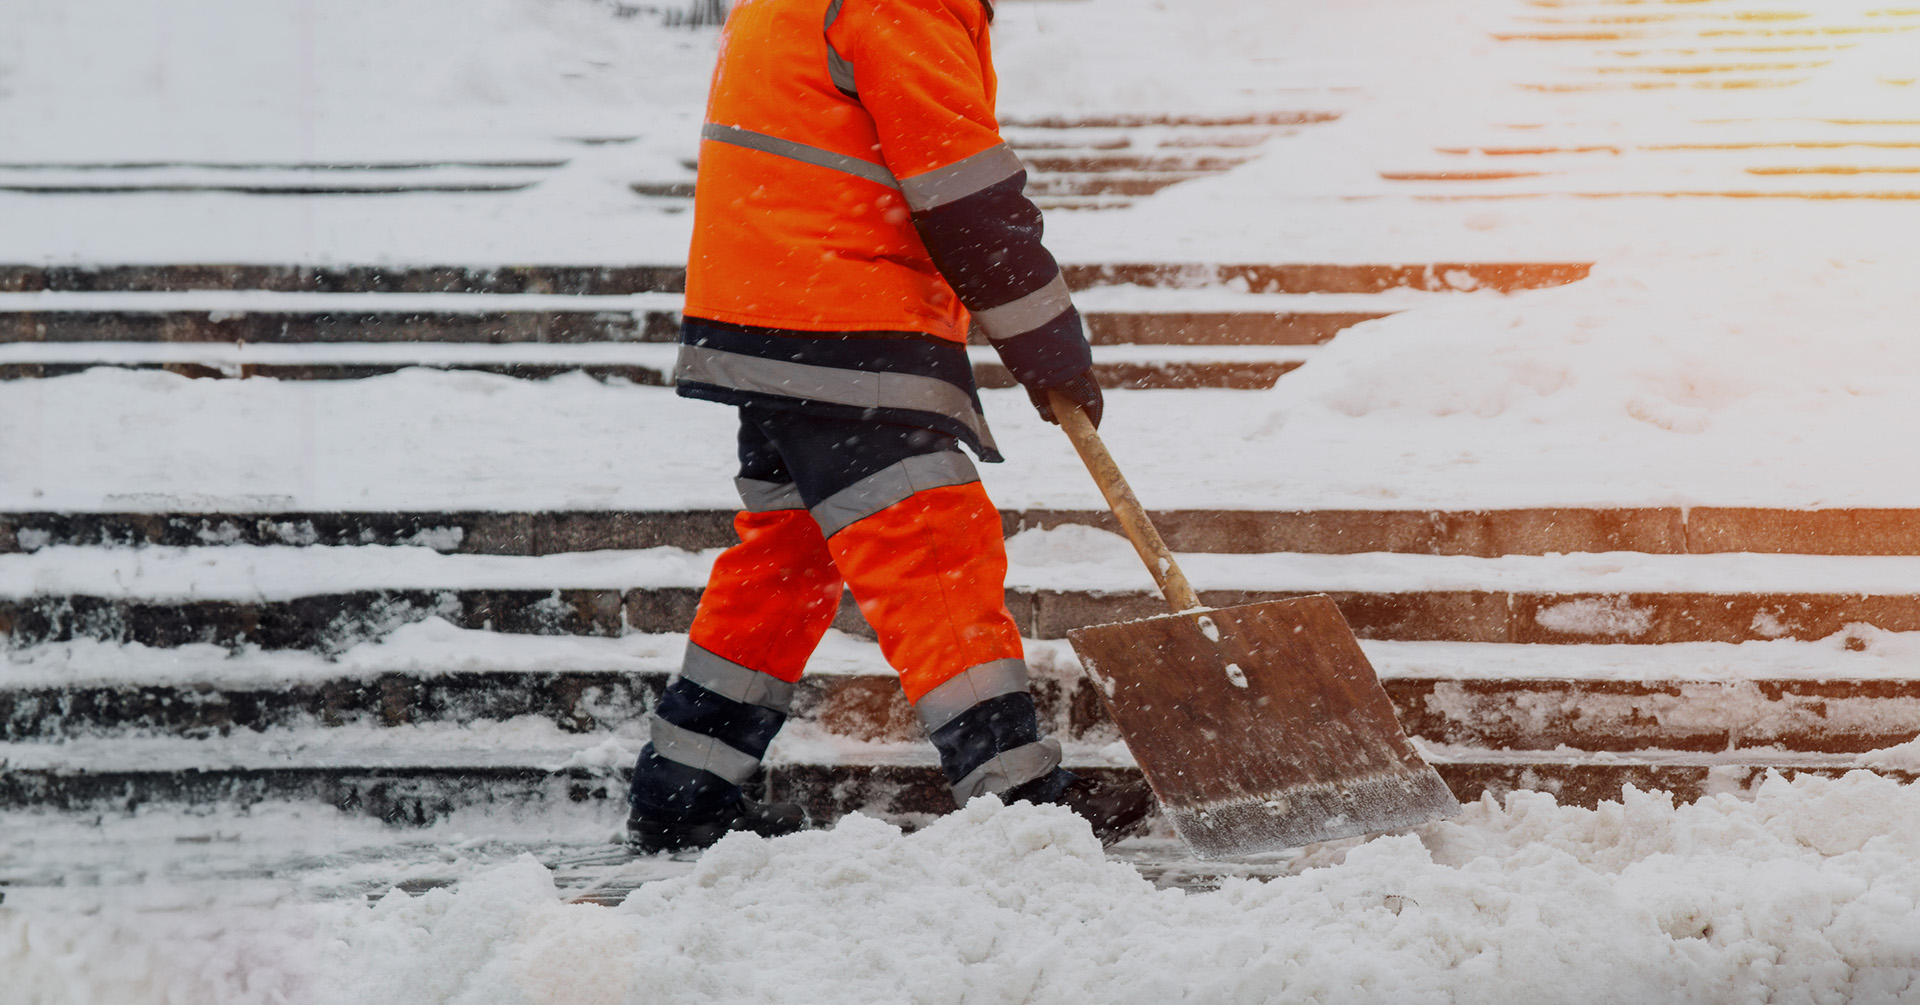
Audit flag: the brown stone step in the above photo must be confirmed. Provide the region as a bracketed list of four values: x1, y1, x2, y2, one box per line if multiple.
[7, 507, 1914, 557]
[9, 583, 1920, 651]
[1000, 112, 1339, 129]
[0, 351, 1295, 390]
[0, 308, 672, 344]
[1081, 310, 1391, 346]
[1391, 676, 1920, 754]
[0, 262, 1592, 295]
[0, 754, 1887, 826]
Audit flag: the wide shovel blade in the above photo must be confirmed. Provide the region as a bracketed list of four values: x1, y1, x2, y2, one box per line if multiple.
[1069, 594, 1460, 858]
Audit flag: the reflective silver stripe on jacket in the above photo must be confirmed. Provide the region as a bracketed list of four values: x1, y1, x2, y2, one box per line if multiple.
[952, 737, 1063, 802]
[969, 273, 1074, 342]
[736, 476, 805, 514]
[913, 658, 1031, 734]
[648, 716, 762, 785]
[824, 0, 858, 96]
[899, 143, 1024, 212]
[681, 643, 798, 714]
[811, 450, 981, 538]
[675, 344, 998, 455]
[702, 122, 899, 190]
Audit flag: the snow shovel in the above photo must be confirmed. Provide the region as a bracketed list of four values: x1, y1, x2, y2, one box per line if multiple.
[1048, 391, 1460, 858]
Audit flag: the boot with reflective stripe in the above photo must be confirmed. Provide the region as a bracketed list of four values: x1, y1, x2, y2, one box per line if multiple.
[918, 661, 1155, 846]
[627, 657, 809, 854]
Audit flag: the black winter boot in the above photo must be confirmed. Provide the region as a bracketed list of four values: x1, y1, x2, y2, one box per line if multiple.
[627, 794, 808, 854]
[626, 663, 809, 854]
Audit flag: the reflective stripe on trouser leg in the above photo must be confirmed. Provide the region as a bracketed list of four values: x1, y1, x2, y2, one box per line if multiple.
[647, 717, 762, 785]
[689, 508, 843, 685]
[914, 658, 1030, 734]
[681, 643, 797, 714]
[629, 656, 794, 819]
[823, 479, 1024, 704]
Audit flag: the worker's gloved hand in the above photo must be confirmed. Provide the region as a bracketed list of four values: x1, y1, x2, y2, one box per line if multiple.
[1026, 370, 1104, 429]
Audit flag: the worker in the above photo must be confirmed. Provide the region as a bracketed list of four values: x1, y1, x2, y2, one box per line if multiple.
[627, 0, 1155, 853]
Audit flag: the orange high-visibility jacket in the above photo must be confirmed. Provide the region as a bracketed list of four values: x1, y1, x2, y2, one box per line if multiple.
[676, 0, 1091, 461]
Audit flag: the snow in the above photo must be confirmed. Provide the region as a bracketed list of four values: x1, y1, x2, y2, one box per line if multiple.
[31, 532, 1920, 600]
[17, 776, 1920, 1003]
[0, 339, 1316, 370]
[11, 255, 1920, 514]
[11, 0, 1920, 997]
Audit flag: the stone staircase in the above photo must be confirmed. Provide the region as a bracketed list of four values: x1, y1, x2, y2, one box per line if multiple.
[1378, 0, 1920, 200]
[8, 0, 1920, 849]
[0, 261, 1554, 390]
[4, 256, 1697, 834]
[9, 249, 1920, 830]
[631, 111, 1342, 213]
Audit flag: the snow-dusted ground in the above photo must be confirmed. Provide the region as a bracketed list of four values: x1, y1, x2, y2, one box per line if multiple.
[15, 778, 1920, 1003]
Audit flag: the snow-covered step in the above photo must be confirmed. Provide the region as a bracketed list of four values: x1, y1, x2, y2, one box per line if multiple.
[0, 292, 1399, 349]
[0, 722, 1139, 826]
[0, 161, 564, 195]
[0, 288, 1434, 349]
[13, 505, 1918, 558]
[1430, 750, 1903, 812]
[0, 341, 1321, 390]
[11, 629, 1920, 757]
[0, 341, 681, 384]
[0, 291, 679, 344]
[0, 264, 688, 296]
[0, 261, 1592, 296]
[630, 111, 1338, 213]
[0, 627, 1083, 747]
[20, 544, 1920, 648]
[4, 717, 1900, 823]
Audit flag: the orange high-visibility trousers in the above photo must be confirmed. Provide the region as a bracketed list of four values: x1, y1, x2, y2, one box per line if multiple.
[690, 476, 1022, 704]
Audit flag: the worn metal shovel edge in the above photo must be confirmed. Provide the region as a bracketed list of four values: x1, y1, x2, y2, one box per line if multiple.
[1068, 596, 1462, 860]
[1164, 766, 1463, 859]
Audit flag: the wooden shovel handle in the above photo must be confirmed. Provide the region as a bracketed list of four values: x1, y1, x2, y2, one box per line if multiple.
[1049, 390, 1204, 613]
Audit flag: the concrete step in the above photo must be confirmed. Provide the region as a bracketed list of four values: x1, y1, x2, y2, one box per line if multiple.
[0, 293, 680, 344]
[0, 262, 1591, 296]
[9, 506, 1915, 557]
[10, 658, 1920, 757]
[18, 544, 1920, 648]
[0, 289, 1418, 347]
[6, 627, 1916, 823]
[0, 746, 1891, 825]
[0, 342, 1317, 390]
[0, 162, 562, 196]
[632, 111, 1333, 211]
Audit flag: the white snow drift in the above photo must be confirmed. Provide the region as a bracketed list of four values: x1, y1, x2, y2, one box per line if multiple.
[12, 774, 1920, 1004]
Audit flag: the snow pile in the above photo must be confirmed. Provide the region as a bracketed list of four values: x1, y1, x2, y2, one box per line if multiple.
[312, 776, 1920, 1003]
[1060, 249, 1920, 510]
[16, 773, 1920, 1003]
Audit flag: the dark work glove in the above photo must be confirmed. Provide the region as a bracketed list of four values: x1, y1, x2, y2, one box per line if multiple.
[1026, 370, 1104, 429]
